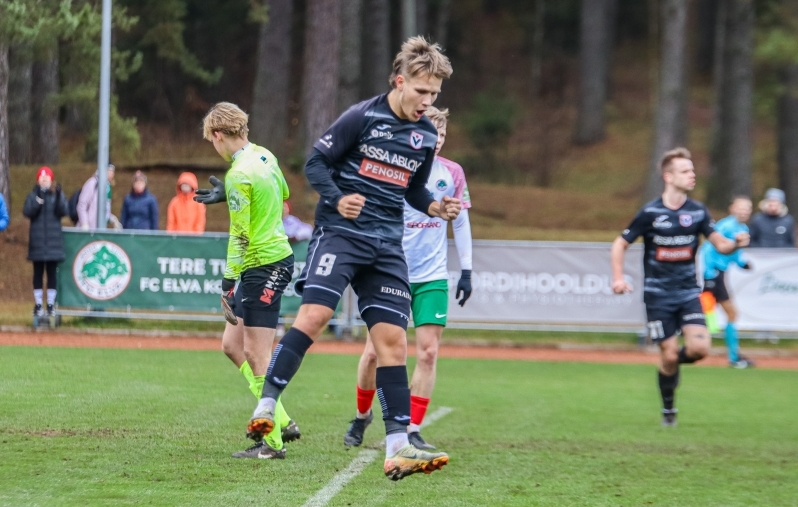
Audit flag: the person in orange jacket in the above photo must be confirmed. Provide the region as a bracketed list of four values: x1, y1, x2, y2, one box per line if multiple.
[167, 172, 207, 233]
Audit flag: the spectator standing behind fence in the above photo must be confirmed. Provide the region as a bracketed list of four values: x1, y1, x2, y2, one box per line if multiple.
[167, 172, 206, 233]
[23, 167, 69, 318]
[0, 193, 8, 231]
[121, 171, 159, 230]
[749, 188, 795, 248]
[282, 201, 312, 241]
[76, 164, 117, 230]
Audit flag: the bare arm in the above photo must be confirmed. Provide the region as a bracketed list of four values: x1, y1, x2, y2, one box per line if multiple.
[708, 230, 749, 254]
[611, 236, 632, 294]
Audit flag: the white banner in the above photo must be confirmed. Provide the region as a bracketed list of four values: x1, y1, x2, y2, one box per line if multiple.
[724, 249, 798, 332]
[444, 241, 646, 327]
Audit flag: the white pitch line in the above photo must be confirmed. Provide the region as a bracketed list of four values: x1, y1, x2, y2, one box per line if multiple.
[301, 407, 453, 507]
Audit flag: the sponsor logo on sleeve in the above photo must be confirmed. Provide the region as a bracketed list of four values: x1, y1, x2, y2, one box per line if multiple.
[359, 158, 410, 187]
[679, 214, 693, 227]
[410, 131, 424, 150]
[318, 134, 333, 149]
[406, 221, 442, 229]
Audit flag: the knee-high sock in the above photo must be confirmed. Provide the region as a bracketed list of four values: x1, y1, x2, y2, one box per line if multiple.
[725, 323, 740, 362]
[262, 328, 313, 401]
[658, 370, 680, 411]
[409, 395, 430, 431]
[240, 361, 290, 427]
[357, 385, 376, 417]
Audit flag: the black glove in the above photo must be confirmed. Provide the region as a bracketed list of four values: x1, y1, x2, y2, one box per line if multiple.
[194, 175, 226, 205]
[220, 278, 238, 325]
[456, 269, 472, 307]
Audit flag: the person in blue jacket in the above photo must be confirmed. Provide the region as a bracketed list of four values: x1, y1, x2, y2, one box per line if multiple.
[121, 171, 159, 230]
[700, 196, 754, 368]
[0, 192, 9, 231]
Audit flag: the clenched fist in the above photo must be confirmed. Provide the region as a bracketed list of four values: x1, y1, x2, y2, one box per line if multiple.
[337, 194, 366, 219]
[436, 196, 461, 221]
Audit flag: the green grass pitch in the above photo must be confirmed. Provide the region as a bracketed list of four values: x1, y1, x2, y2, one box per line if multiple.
[1, 346, 797, 506]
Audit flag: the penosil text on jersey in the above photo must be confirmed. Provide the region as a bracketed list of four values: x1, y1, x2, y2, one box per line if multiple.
[359, 158, 410, 187]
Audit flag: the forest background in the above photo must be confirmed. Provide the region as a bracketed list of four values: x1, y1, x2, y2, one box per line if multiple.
[2, 0, 798, 237]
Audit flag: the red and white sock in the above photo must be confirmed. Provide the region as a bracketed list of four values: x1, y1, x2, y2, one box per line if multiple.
[356, 385, 375, 419]
[409, 395, 430, 433]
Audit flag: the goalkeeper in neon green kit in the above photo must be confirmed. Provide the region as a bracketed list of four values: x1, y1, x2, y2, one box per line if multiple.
[198, 102, 298, 458]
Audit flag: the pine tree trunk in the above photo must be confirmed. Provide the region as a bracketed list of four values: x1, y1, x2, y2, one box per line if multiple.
[250, 0, 294, 154]
[8, 46, 32, 165]
[416, 0, 428, 37]
[574, 0, 618, 145]
[0, 45, 11, 211]
[707, 0, 753, 208]
[778, 64, 798, 215]
[338, 0, 363, 112]
[530, 0, 545, 100]
[302, 0, 342, 155]
[434, 0, 451, 47]
[31, 45, 59, 165]
[362, 0, 391, 97]
[644, 0, 688, 201]
[696, 0, 719, 75]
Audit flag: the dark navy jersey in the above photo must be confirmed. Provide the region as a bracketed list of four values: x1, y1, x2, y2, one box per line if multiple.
[309, 94, 437, 243]
[622, 197, 716, 305]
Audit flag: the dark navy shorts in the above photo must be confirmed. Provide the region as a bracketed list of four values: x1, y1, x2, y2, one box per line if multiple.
[703, 271, 730, 303]
[295, 227, 411, 330]
[232, 255, 294, 328]
[645, 297, 706, 342]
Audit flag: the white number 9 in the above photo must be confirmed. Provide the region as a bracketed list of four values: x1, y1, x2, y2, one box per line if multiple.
[315, 254, 337, 276]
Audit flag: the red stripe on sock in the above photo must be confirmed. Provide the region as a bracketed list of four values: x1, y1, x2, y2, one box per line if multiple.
[410, 395, 430, 426]
[356, 386, 376, 414]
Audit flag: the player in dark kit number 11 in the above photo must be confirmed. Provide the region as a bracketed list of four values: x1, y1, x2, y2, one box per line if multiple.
[611, 148, 749, 427]
[246, 37, 459, 481]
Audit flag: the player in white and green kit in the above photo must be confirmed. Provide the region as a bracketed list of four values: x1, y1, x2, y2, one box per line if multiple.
[198, 102, 298, 459]
[345, 106, 473, 450]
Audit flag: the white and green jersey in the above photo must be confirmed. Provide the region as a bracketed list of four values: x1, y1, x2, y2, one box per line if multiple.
[224, 143, 293, 279]
[402, 156, 472, 283]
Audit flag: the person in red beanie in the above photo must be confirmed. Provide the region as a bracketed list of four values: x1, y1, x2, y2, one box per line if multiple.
[23, 166, 69, 318]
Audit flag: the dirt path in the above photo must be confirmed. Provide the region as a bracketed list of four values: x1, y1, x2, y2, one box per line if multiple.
[4, 330, 798, 370]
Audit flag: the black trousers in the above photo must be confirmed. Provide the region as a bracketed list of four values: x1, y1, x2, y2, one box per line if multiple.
[32, 261, 58, 290]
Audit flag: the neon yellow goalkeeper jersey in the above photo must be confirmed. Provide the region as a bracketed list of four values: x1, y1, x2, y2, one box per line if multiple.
[224, 143, 293, 279]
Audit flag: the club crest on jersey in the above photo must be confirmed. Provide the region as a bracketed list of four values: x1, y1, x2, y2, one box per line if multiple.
[679, 214, 693, 227]
[436, 179, 447, 191]
[409, 131, 424, 150]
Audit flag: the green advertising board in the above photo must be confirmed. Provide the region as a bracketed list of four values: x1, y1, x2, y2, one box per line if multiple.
[57, 229, 309, 315]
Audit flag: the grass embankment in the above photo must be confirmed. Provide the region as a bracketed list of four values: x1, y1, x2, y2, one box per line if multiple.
[1, 347, 797, 506]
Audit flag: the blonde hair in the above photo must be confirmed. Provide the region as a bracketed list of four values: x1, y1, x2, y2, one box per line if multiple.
[426, 106, 449, 130]
[202, 102, 249, 141]
[389, 36, 453, 88]
[660, 147, 692, 173]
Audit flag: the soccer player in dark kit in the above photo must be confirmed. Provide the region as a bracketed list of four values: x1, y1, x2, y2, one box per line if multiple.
[246, 37, 460, 480]
[610, 148, 749, 426]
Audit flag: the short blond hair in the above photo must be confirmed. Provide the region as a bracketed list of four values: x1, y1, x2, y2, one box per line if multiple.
[660, 147, 692, 173]
[389, 36, 453, 88]
[202, 102, 249, 141]
[426, 106, 449, 130]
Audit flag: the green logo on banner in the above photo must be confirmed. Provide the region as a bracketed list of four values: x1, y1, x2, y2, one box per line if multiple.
[73, 241, 132, 300]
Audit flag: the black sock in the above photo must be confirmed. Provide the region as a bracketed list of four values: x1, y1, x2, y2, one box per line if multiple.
[658, 370, 680, 411]
[262, 328, 314, 400]
[376, 365, 411, 435]
[677, 346, 697, 364]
